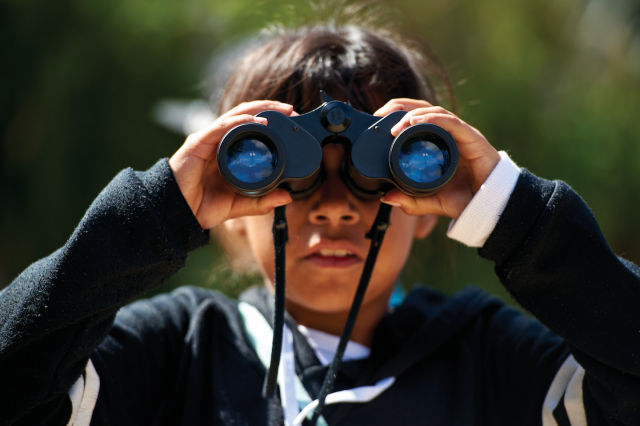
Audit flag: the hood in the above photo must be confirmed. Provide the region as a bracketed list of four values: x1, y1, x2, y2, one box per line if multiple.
[239, 284, 505, 424]
[240, 284, 504, 383]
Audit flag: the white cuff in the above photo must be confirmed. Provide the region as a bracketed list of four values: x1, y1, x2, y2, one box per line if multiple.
[447, 151, 521, 247]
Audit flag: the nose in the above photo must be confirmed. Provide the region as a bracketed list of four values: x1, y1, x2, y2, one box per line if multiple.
[308, 144, 361, 227]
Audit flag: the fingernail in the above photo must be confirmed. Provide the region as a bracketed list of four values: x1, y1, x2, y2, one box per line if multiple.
[390, 124, 400, 136]
[254, 117, 267, 124]
[381, 199, 401, 207]
[410, 116, 424, 125]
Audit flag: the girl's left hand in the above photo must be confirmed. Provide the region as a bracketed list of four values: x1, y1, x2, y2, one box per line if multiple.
[374, 99, 501, 220]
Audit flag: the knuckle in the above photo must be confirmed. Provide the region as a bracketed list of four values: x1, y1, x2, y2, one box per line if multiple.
[407, 109, 423, 118]
[185, 133, 203, 146]
[408, 201, 423, 216]
[449, 115, 463, 125]
[220, 116, 245, 129]
[403, 205, 417, 216]
[422, 113, 438, 123]
[258, 203, 272, 215]
[216, 117, 230, 129]
[424, 113, 457, 124]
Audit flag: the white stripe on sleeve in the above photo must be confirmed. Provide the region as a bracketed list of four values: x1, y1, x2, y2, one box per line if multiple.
[542, 355, 587, 426]
[565, 365, 587, 426]
[66, 359, 100, 426]
[66, 375, 84, 426]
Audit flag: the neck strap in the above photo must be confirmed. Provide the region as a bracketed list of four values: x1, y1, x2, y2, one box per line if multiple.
[263, 202, 394, 426]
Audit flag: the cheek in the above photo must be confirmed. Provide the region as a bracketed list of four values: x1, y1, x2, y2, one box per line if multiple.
[370, 209, 417, 286]
[245, 215, 276, 285]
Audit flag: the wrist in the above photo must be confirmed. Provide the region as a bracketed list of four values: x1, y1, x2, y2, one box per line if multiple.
[471, 148, 502, 194]
[138, 159, 210, 251]
[448, 151, 521, 247]
[168, 154, 202, 218]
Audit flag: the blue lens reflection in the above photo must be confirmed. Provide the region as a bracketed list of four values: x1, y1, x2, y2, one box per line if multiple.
[398, 135, 449, 183]
[226, 135, 277, 183]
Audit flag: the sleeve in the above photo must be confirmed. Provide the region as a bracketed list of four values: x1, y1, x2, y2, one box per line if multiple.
[477, 169, 640, 426]
[0, 159, 209, 426]
[447, 151, 521, 247]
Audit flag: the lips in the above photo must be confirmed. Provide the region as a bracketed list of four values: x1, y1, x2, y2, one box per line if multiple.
[304, 243, 363, 268]
[317, 248, 355, 257]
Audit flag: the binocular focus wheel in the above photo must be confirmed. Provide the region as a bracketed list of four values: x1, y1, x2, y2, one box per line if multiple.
[320, 102, 352, 133]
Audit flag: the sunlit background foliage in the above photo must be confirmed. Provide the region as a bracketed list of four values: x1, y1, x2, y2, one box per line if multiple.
[2, 0, 639, 305]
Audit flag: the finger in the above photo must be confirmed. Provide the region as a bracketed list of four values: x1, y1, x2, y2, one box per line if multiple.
[201, 115, 267, 143]
[403, 113, 486, 156]
[374, 98, 434, 117]
[227, 188, 293, 220]
[180, 115, 267, 162]
[391, 112, 501, 193]
[381, 189, 444, 216]
[289, 110, 300, 116]
[224, 100, 294, 118]
[390, 107, 453, 136]
[255, 188, 293, 215]
[377, 98, 434, 114]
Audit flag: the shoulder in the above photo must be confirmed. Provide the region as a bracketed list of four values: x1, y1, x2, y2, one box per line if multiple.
[380, 285, 562, 351]
[394, 285, 508, 328]
[113, 286, 241, 340]
[371, 285, 568, 384]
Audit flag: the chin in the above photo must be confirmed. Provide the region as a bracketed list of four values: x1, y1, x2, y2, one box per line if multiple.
[291, 287, 356, 312]
[288, 280, 383, 314]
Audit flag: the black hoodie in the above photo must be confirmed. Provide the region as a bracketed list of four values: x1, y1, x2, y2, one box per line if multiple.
[1, 159, 639, 425]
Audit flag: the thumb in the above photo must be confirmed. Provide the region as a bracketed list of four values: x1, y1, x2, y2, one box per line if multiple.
[255, 188, 293, 214]
[381, 189, 444, 217]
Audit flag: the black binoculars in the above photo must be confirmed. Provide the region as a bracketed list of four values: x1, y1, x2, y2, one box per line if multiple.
[217, 93, 459, 200]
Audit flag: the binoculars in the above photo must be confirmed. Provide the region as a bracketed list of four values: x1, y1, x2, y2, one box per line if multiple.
[217, 93, 459, 200]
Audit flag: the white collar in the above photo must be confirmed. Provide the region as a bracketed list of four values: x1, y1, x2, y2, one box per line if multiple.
[297, 325, 371, 366]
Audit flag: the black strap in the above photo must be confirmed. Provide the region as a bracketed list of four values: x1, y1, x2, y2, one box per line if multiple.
[263, 205, 288, 398]
[309, 202, 393, 425]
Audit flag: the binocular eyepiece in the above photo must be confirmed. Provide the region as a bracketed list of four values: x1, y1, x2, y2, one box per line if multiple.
[217, 93, 458, 200]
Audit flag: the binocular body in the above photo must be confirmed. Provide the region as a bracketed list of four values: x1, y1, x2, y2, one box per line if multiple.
[217, 93, 459, 200]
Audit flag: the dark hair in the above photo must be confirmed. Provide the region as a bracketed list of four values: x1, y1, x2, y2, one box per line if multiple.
[216, 23, 455, 116]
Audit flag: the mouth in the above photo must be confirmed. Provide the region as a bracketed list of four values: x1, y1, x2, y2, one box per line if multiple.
[305, 247, 362, 268]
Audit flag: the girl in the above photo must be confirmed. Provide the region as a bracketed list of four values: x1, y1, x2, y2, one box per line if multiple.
[1, 22, 639, 426]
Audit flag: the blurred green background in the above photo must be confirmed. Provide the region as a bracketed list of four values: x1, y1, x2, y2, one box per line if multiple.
[2, 0, 639, 305]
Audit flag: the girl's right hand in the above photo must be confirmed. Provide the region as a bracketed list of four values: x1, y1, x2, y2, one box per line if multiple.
[169, 101, 295, 230]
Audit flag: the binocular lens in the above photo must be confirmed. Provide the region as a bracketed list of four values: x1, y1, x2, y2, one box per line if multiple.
[226, 134, 278, 183]
[398, 134, 450, 183]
